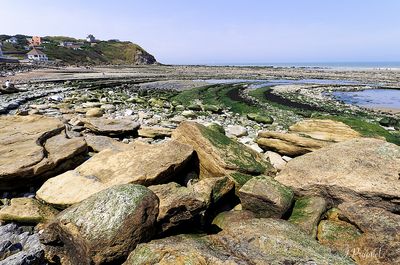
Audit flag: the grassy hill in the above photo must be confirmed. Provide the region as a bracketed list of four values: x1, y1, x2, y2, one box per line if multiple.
[0, 35, 157, 65]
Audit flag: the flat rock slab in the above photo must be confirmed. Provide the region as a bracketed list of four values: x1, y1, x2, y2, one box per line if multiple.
[138, 126, 173, 139]
[84, 134, 130, 152]
[0, 115, 87, 190]
[289, 119, 361, 142]
[81, 117, 140, 136]
[125, 218, 355, 265]
[37, 140, 194, 207]
[276, 138, 400, 212]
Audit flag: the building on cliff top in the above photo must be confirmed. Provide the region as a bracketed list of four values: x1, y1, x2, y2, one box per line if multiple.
[26, 48, 48, 62]
[27, 36, 42, 47]
[86, 34, 96, 43]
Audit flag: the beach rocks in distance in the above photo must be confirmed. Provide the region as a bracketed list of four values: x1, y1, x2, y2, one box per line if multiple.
[81, 117, 140, 136]
[40, 184, 159, 265]
[276, 138, 400, 212]
[125, 218, 355, 265]
[0, 223, 44, 265]
[0, 197, 58, 224]
[288, 196, 327, 238]
[225, 125, 248, 138]
[137, 126, 173, 139]
[257, 118, 360, 156]
[247, 113, 274, 124]
[238, 175, 293, 218]
[172, 122, 274, 187]
[37, 140, 194, 207]
[0, 115, 88, 190]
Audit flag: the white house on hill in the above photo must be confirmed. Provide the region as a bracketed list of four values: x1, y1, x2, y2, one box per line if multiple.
[6, 37, 18, 44]
[26, 48, 48, 62]
[86, 34, 96, 43]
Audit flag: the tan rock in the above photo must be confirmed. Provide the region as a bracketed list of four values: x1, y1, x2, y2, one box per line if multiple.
[289, 119, 361, 142]
[84, 134, 130, 152]
[0, 115, 87, 190]
[276, 138, 400, 212]
[81, 117, 140, 136]
[37, 140, 194, 207]
[172, 122, 274, 187]
[264, 151, 287, 171]
[212, 210, 256, 230]
[0, 197, 58, 224]
[257, 131, 329, 156]
[85, 108, 104, 118]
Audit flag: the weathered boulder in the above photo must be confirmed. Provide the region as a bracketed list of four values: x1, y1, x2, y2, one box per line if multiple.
[0, 115, 87, 190]
[137, 126, 173, 139]
[276, 138, 400, 212]
[149, 177, 234, 233]
[0, 198, 58, 224]
[172, 122, 274, 187]
[238, 176, 293, 218]
[289, 119, 361, 142]
[40, 184, 159, 265]
[37, 140, 194, 207]
[81, 117, 140, 136]
[125, 218, 354, 265]
[257, 131, 329, 156]
[289, 196, 327, 238]
[84, 134, 130, 152]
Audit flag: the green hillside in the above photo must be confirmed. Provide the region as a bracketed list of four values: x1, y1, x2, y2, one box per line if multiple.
[0, 35, 157, 65]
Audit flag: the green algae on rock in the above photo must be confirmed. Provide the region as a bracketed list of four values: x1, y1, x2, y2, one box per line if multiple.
[40, 184, 159, 265]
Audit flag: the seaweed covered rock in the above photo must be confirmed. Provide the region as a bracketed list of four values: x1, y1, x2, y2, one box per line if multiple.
[125, 218, 355, 265]
[37, 140, 194, 207]
[40, 184, 159, 265]
[289, 196, 327, 238]
[0, 115, 87, 190]
[238, 175, 293, 218]
[172, 122, 274, 187]
[276, 138, 400, 212]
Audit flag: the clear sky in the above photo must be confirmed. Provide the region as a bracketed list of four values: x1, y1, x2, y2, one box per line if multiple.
[2, 0, 400, 64]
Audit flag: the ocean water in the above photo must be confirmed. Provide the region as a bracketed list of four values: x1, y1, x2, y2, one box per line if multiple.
[332, 89, 400, 110]
[206, 62, 400, 69]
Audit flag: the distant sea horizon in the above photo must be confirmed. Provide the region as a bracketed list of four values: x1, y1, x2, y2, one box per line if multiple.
[197, 62, 400, 69]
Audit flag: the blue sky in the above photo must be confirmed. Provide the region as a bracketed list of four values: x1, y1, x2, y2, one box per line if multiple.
[2, 0, 400, 64]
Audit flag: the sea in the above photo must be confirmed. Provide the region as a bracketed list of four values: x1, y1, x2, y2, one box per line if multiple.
[204, 62, 400, 70]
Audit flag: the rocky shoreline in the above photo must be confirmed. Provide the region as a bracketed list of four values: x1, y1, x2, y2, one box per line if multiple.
[0, 65, 399, 265]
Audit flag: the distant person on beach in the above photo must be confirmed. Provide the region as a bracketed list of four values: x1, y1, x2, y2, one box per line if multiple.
[5, 80, 11, 88]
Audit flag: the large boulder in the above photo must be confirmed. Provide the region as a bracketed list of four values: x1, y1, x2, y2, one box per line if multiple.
[0, 115, 87, 190]
[257, 119, 361, 156]
[0, 198, 58, 224]
[276, 138, 400, 212]
[172, 122, 274, 187]
[37, 140, 194, 207]
[81, 117, 140, 136]
[125, 218, 354, 265]
[238, 176, 293, 218]
[40, 184, 159, 265]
